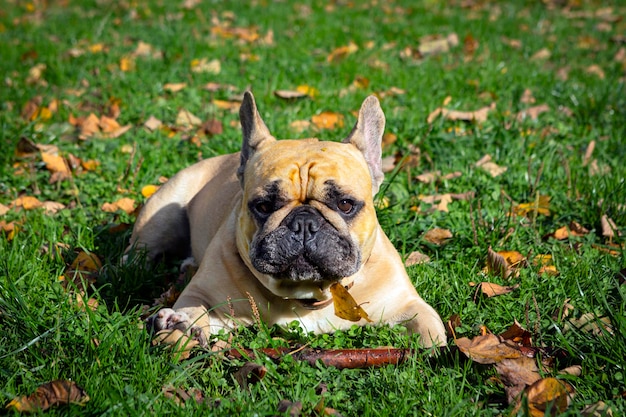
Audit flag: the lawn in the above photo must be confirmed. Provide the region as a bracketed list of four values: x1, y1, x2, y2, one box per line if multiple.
[1, 0, 625, 415]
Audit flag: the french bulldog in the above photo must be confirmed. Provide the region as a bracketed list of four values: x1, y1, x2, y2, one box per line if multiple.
[124, 91, 447, 347]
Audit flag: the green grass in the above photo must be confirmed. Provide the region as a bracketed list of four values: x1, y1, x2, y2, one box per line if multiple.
[1, 0, 625, 415]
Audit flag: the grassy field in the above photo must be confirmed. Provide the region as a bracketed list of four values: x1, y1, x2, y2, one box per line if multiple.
[1, 0, 625, 415]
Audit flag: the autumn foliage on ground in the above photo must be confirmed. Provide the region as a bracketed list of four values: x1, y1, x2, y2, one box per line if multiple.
[0, 0, 625, 416]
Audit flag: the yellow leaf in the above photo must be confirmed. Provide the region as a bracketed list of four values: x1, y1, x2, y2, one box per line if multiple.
[190, 57, 221, 74]
[6, 380, 90, 412]
[311, 111, 345, 130]
[327, 42, 358, 63]
[101, 197, 136, 214]
[119, 56, 135, 72]
[296, 84, 319, 98]
[329, 282, 372, 323]
[11, 196, 43, 210]
[212, 99, 241, 111]
[70, 251, 102, 273]
[513, 194, 551, 217]
[141, 184, 160, 198]
[163, 83, 187, 93]
[41, 152, 70, 176]
[0, 220, 18, 241]
[88, 43, 106, 53]
[512, 378, 574, 417]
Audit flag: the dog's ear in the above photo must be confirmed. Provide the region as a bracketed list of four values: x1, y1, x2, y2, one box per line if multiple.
[344, 96, 385, 194]
[238, 91, 275, 183]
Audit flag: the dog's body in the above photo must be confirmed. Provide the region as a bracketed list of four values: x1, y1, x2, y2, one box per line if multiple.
[125, 92, 446, 347]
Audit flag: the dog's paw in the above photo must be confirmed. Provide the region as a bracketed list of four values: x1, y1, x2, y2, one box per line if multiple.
[146, 308, 207, 347]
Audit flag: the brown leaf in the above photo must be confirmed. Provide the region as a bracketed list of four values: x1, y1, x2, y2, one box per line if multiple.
[311, 111, 345, 130]
[499, 321, 533, 347]
[549, 221, 589, 240]
[0, 220, 18, 241]
[190, 58, 221, 74]
[585, 64, 605, 79]
[601, 215, 619, 240]
[41, 152, 71, 183]
[11, 195, 43, 210]
[427, 103, 495, 124]
[486, 247, 525, 279]
[404, 251, 431, 266]
[496, 356, 542, 404]
[274, 89, 309, 100]
[289, 120, 311, 134]
[212, 99, 241, 112]
[162, 386, 206, 406]
[0, 203, 9, 216]
[479, 282, 519, 297]
[530, 48, 551, 61]
[200, 119, 223, 136]
[277, 399, 303, 417]
[423, 228, 453, 245]
[475, 154, 507, 177]
[144, 115, 163, 131]
[520, 88, 536, 104]
[416, 170, 441, 183]
[163, 82, 187, 93]
[41, 201, 66, 214]
[330, 282, 372, 323]
[101, 197, 136, 214]
[234, 362, 267, 390]
[455, 334, 523, 364]
[6, 380, 90, 412]
[78, 113, 100, 140]
[327, 42, 358, 63]
[512, 378, 574, 417]
[516, 104, 550, 122]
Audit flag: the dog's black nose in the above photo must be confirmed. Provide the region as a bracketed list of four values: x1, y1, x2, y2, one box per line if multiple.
[286, 207, 322, 242]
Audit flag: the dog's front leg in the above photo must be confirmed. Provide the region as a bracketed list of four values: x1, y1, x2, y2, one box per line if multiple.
[146, 304, 212, 347]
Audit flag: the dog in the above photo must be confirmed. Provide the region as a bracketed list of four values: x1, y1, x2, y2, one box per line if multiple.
[124, 91, 447, 347]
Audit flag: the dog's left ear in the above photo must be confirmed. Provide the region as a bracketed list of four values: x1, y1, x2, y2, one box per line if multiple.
[238, 91, 276, 183]
[344, 96, 385, 194]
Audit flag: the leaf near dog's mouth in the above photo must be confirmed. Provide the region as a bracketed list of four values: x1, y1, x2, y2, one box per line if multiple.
[329, 282, 372, 323]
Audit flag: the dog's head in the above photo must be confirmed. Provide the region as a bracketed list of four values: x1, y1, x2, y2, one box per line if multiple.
[235, 92, 385, 301]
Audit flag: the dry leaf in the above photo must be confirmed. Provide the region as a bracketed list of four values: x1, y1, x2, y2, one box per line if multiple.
[601, 215, 619, 239]
[234, 362, 267, 390]
[475, 154, 508, 177]
[0, 220, 18, 241]
[585, 65, 605, 79]
[191, 58, 221, 74]
[101, 197, 136, 214]
[119, 56, 135, 72]
[6, 380, 89, 412]
[565, 313, 613, 336]
[496, 356, 542, 403]
[404, 251, 431, 266]
[41, 201, 66, 214]
[327, 42, 358, 63]
[486, 247, 525, 279]
[520, 88, 536, 104]
[516, 104, 550, 122]
[163, 83, 187, 93]
[274, 90, 309, 100]
[479, 282, 519, 297]
[427, 103, 495, 124]
[530, 48, 551, 61]
[296, 84, 319, 98]
[549, 221, 589, 240]
[78, 113, 100, 139]
[0, 203, 10, 216]
[311, 111, 345, 130]
[212, 99, 241, 111]
[330, 282, 372, 323]
[416, 171, 441, 183]
[455, 334, 523, 364]
[11, 195, 43, 210]
[289, 120, 311, 133]
[513, 195, 551, 217]
[176, 109, 202, 127]
[141, 185, 160, 198]
[423, 228, 453, 245]
[41, 152, 71, 183]
[143, 115, 163, 131]
[512, 378, 574, 417]
[162, 386, 206, 406]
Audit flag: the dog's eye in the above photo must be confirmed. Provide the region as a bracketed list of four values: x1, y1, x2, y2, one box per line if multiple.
[337, 199, 354, 214]
[255, 201, 274, 215]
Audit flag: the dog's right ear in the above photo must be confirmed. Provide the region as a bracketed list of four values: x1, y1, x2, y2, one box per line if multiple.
[238, 91, 275, 184]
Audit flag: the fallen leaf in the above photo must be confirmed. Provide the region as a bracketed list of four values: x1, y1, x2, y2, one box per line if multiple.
[327, 42, 358, 63]
[119, 56, 135, 72]
[163, 83, 187, 93]
[479, 282, 519, 297]
[6, 380, 89, 412]
[511, 378, 574, 417]
[176, 109, 202, 128]
[289, 120, 311, 133]
[513, 194, 551, 217]
[311, 111, 345, 130]
[585, 64, 605, 79]
[41, 152, 71, 183]
[601, 215, 619, 240]
[0, 220, 18, 241]
[475, 154, 507, 177]
[141, 185, 160, 198]
[499, 321, 533, 347]
[455, 334, 523, 364]
[330, 282, 372, 323]
[11, 195, 43, 210]
[234, 362, 267, 390]
[496, 356, 542, 404]
[101, 197, 136, 214]
[549, 221, 589, 240]
[530, 48, 551, 61]
[486, 247, 525, 279]
[191, 58, 221, 74]
[0, 203, 9, 216]
[78, 113, 100, 139]
[520, 88, 536, 104]
[516, 104, 550, 122]
[423, 228, 453, 245]
[427, 103, 495, 124]
[416, 170, 441, 183]
[41, 201, 66, 214]
[212, 99, 241, 111]
[162, 386, 206, 406]
[565, 312, 614, 336]
[404, 251, 431, 266]
[144, 115, 163, 131]
[274, 89, 309, 100]
[296, 84, 319, 98]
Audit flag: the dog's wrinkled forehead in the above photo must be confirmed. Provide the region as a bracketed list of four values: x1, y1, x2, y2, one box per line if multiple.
[244, 139, 373, 201]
